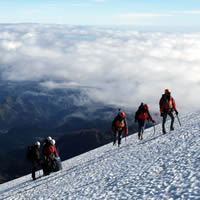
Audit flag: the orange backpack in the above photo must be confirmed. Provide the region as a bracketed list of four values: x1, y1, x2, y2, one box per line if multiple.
[115, 120, 125, 128]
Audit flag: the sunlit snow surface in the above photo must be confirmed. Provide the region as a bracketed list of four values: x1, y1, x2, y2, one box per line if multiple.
[0, 112, 200, 200]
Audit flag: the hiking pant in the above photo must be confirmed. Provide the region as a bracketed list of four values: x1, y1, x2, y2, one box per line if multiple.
[32, 160, 41, 180]
[162, 111, 175, 133]
[43, 157, 57, 175]
[42, 158, 53, 176]
[138, 120, 146, 138]
[52, 157, 62, 172]
[113, 129, 123, 145]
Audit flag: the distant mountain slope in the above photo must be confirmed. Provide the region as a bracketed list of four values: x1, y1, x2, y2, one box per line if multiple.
[1, 81, 139, 183]
[0, 81, 100, 129]
[0, 112, 200, 199]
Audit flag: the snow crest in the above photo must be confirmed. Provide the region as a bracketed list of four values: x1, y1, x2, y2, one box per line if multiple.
[0, 112, 200, 200]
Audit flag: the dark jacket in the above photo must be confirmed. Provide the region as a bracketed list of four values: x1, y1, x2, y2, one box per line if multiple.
[27, 145, 40, 162]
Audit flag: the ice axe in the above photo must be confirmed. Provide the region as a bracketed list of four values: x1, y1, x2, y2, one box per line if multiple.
[175, 113, 181, 127]
[153, 123, 156, 135]
[125, 131, 128, 142]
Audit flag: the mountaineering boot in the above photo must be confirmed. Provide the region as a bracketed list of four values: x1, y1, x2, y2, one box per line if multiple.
[138, 133, 141, 140]
[162, 129, 166, 134]
[170, 126, 174, 131]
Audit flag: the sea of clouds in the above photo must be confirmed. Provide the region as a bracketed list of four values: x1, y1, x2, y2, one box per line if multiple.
[0, 24, 199, 112]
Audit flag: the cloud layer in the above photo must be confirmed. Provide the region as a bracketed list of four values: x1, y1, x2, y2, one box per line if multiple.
[0, 24, 199, 112]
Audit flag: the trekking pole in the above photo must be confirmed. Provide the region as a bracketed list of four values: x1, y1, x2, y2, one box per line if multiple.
[153, 124, 156, 136]
[125, 134, 127, 142]
[176, 113, 181, 127]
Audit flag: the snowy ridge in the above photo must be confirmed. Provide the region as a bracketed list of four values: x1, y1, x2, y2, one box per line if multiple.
[0, 112, 200, 200]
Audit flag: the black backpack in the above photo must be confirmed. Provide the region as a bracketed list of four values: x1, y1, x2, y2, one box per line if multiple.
[26, 145, 35, 161]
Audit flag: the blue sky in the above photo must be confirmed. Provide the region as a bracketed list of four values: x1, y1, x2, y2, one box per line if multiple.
[0, 0, 200, 29]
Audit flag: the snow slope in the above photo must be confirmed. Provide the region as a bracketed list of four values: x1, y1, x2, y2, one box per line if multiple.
[0, 112, 200, 200]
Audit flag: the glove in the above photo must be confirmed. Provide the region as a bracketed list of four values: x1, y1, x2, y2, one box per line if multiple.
[175, 110, 178, 115]
[152, 119, 155, 123]
[160, 113, 163, 117]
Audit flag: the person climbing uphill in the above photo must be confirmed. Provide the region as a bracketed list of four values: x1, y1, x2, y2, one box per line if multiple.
[112, 111, 128, 147]
[42, 137, 58, 175]
[26, 141, 42, 180]
[159, 89, 178, 134]
[135, 103, 155, 140]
